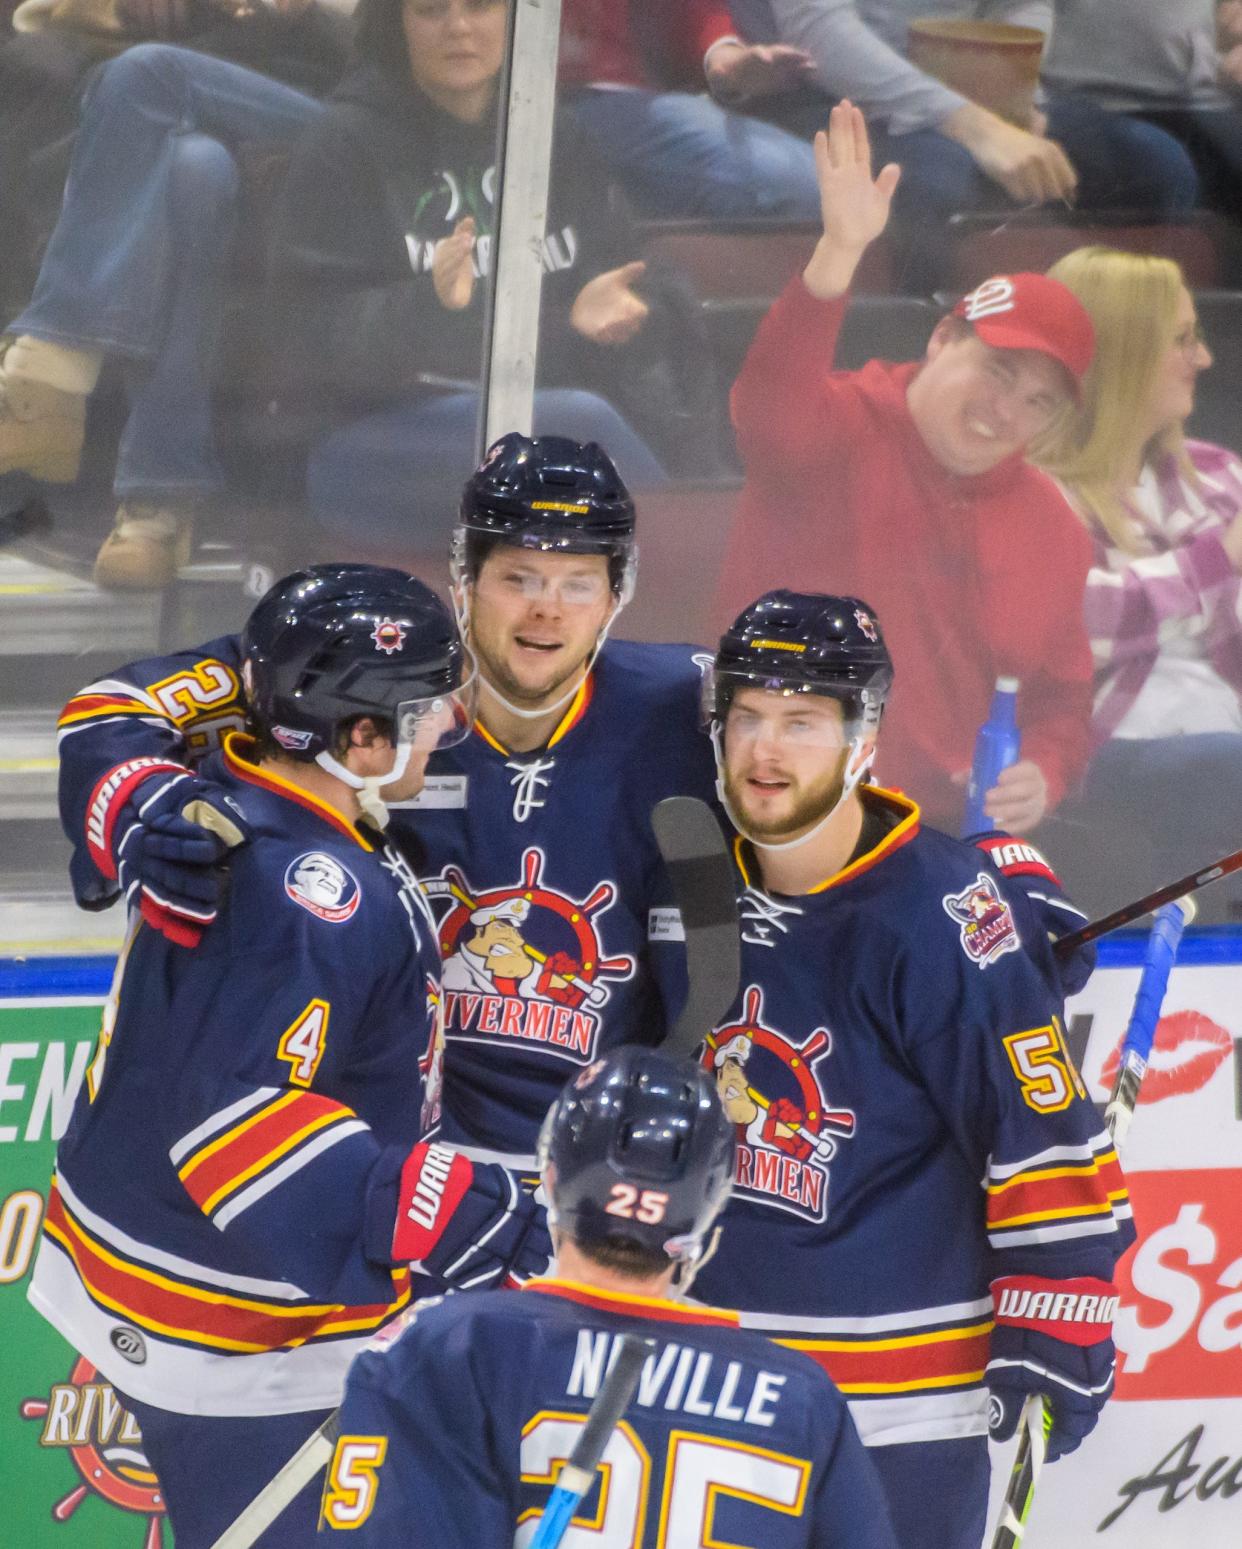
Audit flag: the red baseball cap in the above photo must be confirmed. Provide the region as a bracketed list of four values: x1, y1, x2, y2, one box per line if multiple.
[952, 273, 1095, 396]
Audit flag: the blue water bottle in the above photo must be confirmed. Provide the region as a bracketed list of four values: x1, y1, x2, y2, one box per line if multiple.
[962, 676, 1020, 836]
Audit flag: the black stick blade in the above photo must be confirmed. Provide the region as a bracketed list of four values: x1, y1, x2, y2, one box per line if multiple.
[651, 796, 741, 1064]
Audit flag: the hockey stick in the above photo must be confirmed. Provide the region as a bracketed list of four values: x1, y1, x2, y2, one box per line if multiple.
[529, 1334, 655, 1549]
[989, 895, 1195, 1549]
[209, 1411, 340, 1549]
[1053, 843, 1239, 959]
[651, 796, 741, 1063]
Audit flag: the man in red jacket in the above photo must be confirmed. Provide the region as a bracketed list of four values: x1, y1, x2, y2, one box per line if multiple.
[717, 102, 1096, 835]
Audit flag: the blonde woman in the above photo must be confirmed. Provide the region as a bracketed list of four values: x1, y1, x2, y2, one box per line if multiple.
[1035, 245, 1242, 893]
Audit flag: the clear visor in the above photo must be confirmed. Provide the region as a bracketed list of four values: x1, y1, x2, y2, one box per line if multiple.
[450, 526, 637, 608]
[395, 660, 479, 751]
[706, 667, 875, 749]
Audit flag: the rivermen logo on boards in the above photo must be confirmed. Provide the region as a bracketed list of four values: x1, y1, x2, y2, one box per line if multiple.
[703, 985, 855, 1223]
[425, 849, 635, 1065]
[22, 1356, 167, 1542]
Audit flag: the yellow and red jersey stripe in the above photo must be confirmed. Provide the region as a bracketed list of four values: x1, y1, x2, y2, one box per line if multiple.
[43, 1181, 409, 1355]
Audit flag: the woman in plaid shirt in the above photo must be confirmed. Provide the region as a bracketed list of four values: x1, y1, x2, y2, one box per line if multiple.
[1035, 244, 1242, 903]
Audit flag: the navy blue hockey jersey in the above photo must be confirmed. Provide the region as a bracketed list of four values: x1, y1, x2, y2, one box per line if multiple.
[322, 1279, 898, 1547]
[691, 788, 1135, 1451]
[30, 736, 444, 1417]
[55, 636, 718, 1164]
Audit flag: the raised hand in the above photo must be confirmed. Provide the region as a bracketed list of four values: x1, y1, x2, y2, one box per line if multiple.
[432, 216, 477, 311]
[803, 101, 901, 300]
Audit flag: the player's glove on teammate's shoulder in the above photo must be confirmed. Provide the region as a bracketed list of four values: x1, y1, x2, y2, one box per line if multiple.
[971, 832, 1097, 997]
[85, 758, 251, 946]
[987, 1273, 1118, 1461]
[390, 1142, 553, 1292]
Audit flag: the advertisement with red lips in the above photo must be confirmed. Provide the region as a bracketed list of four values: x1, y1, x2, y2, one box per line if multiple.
[985, 955, 1242, 1546]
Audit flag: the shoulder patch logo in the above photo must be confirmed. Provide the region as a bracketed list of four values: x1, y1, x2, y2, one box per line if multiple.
[284, 852, 362, 922]
[943, 871, 1020, 967]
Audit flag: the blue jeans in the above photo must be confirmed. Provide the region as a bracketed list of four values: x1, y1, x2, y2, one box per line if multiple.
[118, 1391, 331, 1548]
[1136, 106, 1242, 217]
[563, 86, 820, 220]
[10, 44, 321, 499]
[308, 388, 667, 553]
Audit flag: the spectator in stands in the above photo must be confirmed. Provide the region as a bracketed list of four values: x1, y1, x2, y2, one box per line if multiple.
[716, 103, 1095, 834]
[558, 1, 822, 220]
[1033, 245, 1242, 888]
[729, 0, 1199, 288]
[0, 0, 351, 317]
[1044, 0, 1242, 221]
[0, 22, 345, 588]
[266, 0, 669, 554]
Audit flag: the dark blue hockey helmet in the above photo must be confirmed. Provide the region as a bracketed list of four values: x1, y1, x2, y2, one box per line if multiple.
[452, 432, 637, 601]
[708, 590, 893, 735]
[538, 1048, 735, 1266]
[241, 564, 476, 762]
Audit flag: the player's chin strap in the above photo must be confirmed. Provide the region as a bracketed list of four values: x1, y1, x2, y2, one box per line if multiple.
[709, 724, 876, 855]
[453, 579, 625, 725]
[315, 742, 412, 831]
[668, 1225, 723, 1298]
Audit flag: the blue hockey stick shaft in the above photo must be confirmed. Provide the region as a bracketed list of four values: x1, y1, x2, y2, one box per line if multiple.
[529, 1334, 654, 1549]
[989, 896, 1194, 1549]
[1105, 897, 1195, 1147]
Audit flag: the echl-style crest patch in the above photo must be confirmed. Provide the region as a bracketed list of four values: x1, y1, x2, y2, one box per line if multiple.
[853, 606, 878, 642]
[942, 872, 1020, 967]
[371, 617, 407, 654]
[284, 852, 362, 922]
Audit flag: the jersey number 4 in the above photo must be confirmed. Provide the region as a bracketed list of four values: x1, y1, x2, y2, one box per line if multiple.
[518, 1414, 810, 1548]
[277, 1000, 330, 1088]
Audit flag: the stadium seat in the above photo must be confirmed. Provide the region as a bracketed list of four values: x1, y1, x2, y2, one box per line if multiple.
[943, 208, 1228, 294]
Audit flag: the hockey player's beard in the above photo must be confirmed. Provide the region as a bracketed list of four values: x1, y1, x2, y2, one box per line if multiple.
[722, 759, 847, 842]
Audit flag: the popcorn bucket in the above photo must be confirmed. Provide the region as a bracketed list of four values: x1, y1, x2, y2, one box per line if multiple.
[907, 19, 1045, 127]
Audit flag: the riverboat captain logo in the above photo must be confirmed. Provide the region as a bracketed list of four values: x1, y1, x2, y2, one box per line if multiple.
[425, 848, 636, 1064]
[703, 984, 855, 1223]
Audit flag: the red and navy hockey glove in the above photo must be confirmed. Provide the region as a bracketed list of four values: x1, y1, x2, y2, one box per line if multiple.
[972, 832, 1096, 997]
[392, 1142, 553, 1292]
[986, 1274, 1118, 1462]
[85, 758, 251, 946]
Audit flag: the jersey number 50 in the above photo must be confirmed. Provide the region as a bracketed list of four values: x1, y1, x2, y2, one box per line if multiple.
[517, 1413, 810, 1548]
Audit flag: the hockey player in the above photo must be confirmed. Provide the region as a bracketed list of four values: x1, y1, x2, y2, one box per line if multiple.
[322, 1046, 899, 1548]
[29, 566, 550, 1548]
[689, 591, 1136, 1549]
[55, 435, 718, 1178]
[55, 440, 1095, 1174]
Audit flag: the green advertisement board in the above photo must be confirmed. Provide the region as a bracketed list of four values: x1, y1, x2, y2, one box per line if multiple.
[1, 988, 173, 1548]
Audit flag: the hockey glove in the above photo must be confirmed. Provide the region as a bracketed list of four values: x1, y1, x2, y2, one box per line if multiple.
[85, 758, 251, 947]
[972, 832, 1096, 997]
[987, 1274, 1118, 1462]
[392, 1142, 553, 1292]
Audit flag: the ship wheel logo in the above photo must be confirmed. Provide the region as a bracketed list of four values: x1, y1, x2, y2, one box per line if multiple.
[428, 848, 636, 1062]
[22, 1355, 166, 1545]
[703, 984, 856, 1222]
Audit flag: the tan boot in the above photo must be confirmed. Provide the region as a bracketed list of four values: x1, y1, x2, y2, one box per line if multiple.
[93, 503, 195, 590]
[0, 370, 86, 483]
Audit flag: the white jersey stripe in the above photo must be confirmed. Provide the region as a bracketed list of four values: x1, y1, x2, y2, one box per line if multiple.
[715, 1296, 994, 1338]
[987, 1133, 1116, 1180]
[212, 1120, 367, 1229]
[169, 1086, 280, 1166]
[55, 1171, 309, 1299]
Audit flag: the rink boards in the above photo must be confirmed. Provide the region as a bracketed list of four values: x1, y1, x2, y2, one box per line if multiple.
[3, 940, 1241, 1548]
